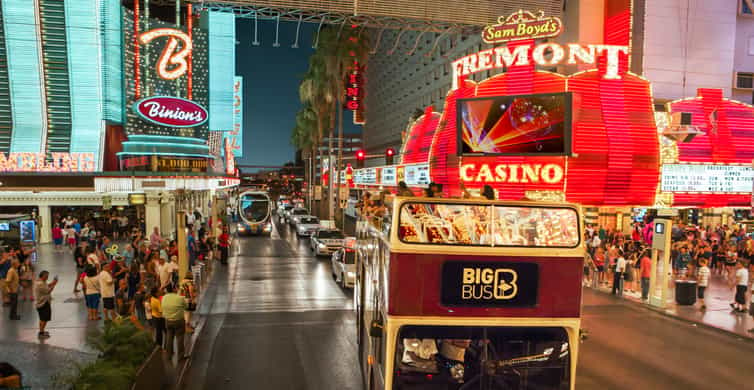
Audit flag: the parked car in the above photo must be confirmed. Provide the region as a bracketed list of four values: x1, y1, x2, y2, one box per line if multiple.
[310, 228, 345, 256]
[331, 247, 356, 288]
[296, 216, 320, 237]
[288, 207, 309, 225]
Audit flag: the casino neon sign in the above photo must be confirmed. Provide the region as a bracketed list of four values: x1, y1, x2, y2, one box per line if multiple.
[460, 163, 564, 184]
[0, 152, 96, 173]
[139, 28, 192, 80]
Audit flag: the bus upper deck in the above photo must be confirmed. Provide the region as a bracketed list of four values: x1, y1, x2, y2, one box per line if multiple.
[357, 197, 584, 318]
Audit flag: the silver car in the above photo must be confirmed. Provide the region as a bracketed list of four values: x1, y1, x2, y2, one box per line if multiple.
[310, 229, 345, 256]
[288, 207, 309, 225]
[331, 248, 356, 288]
[295, 216, 320, 237]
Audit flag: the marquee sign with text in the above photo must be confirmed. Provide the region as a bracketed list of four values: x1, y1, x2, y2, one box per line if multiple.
[133, 96, 208, 127]
[482, 10, 563, 44]
[0, 153, 96, 173]
[661, 164, 754, 193]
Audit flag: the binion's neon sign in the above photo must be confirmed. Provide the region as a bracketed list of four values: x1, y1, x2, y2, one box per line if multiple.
[139, 28, 193, 80]
[451, 42, 628, 89]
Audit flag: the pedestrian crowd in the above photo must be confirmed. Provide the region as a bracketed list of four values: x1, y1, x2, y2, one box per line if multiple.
[1, 206, 235, 362]
[583, 219, 754, 332]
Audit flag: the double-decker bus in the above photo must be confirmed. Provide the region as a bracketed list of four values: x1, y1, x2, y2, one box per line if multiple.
[355, 197, 583, 390]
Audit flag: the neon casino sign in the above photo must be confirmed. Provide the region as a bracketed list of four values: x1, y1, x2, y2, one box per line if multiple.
[451, 10, 629, 89]
[139, 28, 192, 80]
[0, 153, 96, 173]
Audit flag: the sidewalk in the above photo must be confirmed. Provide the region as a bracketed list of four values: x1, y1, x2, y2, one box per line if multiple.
[1, 242, 214, 389]
[0, 243, 97, 388]
[588, 272, 754, 340]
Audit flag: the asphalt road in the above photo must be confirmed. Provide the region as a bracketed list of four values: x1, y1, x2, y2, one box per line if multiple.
[184, 217, 754, 389]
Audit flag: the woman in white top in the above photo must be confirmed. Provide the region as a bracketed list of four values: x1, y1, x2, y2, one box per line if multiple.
[81, 266, 101, 320]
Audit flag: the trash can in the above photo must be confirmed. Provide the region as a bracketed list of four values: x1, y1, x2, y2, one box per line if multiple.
[675, 280, 697, 305]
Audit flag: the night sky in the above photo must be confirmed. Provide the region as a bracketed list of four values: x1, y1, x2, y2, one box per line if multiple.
[235, 19, 362, 169]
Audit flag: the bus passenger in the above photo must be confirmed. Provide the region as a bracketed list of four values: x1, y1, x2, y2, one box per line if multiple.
[397, 181, 414, 197]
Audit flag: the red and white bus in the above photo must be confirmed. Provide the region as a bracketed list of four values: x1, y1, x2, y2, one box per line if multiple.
[355, 197, 583, 390]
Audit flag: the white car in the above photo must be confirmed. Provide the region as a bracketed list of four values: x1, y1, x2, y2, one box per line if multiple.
[288, 207, 309, 225]
[310, 228, 345, 256]
[331, 247, 356, 288]
[296, 216, 320, 237]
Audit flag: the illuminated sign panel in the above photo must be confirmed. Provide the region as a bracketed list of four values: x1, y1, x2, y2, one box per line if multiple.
[133, 96, 208, 127]
[362, 168, 377, 184]
[381, 167, 397, 186]
[482, 10, 562, 44]
[404, 163, 430, 187]
[0, 153, 96, 173]
[457, 93, 572, 156]
[138, 28, 192, 80]
[661, 164, 754, 193]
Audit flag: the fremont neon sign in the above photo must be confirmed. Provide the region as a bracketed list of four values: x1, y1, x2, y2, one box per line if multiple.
[460, 163, 564, 184]
[451, 43, 628, 89]
[139, 28, 192, 80]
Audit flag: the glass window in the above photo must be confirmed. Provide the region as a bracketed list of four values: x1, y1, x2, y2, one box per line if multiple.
[398, 202, 579, 248]
[399, 203, 492, 245]
[394, 325, 571, 390]
[343, 250, 356, 264]
[492, 206, 579, 248]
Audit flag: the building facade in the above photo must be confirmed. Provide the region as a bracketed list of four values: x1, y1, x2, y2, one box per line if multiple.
[0, 0, 239, 244]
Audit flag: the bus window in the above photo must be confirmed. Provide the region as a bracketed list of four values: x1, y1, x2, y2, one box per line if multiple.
[399, 203, 492, 245]
[398, 202, 580, 248]
[493, 206, 579, 248]
[394, 325, 570, 390]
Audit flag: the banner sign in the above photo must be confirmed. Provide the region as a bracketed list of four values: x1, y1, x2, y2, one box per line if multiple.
[0, 152, 96, 173]
[661, 164, 754, 193]
[133, 96, 208, 127]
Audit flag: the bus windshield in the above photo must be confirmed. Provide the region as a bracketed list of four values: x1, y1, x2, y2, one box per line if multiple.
[240, 193, 270, 223]
[394, 325, 570, 390]
[398, 202, 579, 248]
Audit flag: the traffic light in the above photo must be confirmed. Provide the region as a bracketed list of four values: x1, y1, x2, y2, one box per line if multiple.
[385, 148, 395, 165]
[356, 150, 365, 168]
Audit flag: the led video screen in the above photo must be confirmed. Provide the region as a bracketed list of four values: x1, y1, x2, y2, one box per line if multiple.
[457, 93, 572, 156]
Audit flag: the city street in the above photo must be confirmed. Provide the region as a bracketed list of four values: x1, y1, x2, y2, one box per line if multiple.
[183, 216, 754, 390]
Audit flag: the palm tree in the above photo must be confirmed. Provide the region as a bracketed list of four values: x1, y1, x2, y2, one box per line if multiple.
[308, 27, 370, 219]
[291, 105, 317, 208]
[299, 56, 334, 215]
[298, 26, 369, 219]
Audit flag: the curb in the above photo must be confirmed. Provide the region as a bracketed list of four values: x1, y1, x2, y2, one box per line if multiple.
[587, 287, 754, 343]
[174, 261, 217, 390]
